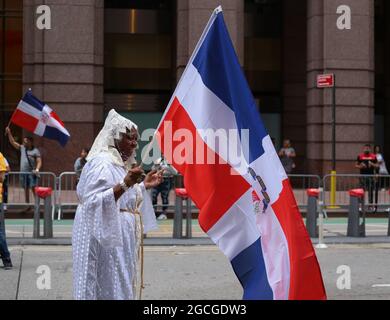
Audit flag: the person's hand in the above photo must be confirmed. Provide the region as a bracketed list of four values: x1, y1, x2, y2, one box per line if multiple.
[144, 170, 164, 189]
[124, 166, 144, 188]
[5, 127, 11, 136]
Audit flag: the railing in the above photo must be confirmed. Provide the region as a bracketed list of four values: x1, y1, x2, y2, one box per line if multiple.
[323, 174, 390, 209]
[2, 172, 390, 240]
[3, 172, 390, 220]
[57, 172, 79, 220]
[4, 171, 57, 218]
[288, 174, 322, 210]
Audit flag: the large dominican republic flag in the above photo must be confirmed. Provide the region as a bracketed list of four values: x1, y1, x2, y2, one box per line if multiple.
[11, 91, 70, 146]
[156, 7, 326, 300]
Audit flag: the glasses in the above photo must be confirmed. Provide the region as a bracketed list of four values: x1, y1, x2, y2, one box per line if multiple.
[248, 167, 270, 213]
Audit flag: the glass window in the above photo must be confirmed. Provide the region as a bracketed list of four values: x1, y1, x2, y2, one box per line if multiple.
[374, 0, 386, 149]
[0, 17, 3, 81]
[0, 0, 23, 151]
[375, 0, 385, 115]
[5, 17, 22, 74]
[104, 0, 175, 113]
[244, 0, 282, 114]
[5, 0, 22, 11]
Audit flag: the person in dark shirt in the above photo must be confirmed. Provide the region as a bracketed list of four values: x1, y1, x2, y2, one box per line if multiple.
[355, 144, 379, 211]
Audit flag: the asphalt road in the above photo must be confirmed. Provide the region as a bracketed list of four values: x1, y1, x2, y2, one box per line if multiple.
[1, 244, 390, 300]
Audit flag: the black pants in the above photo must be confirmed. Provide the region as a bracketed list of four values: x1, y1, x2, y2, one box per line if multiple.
[152, 178, 171, 215]
[0, 207, 10, 262]
[359, 177, 379, 205]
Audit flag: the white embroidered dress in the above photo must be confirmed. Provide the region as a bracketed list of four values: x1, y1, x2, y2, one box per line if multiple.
[72, 110, 157, 300]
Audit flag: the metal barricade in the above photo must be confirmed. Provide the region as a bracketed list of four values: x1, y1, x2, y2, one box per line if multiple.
[57, 172, 79, 220]
[5, 172, 57, 217]
[323, 174, 390, 211]
[287, 175, 322, 210]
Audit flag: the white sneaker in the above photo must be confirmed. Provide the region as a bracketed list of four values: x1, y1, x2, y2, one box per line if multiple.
[157, 213, 167, 220]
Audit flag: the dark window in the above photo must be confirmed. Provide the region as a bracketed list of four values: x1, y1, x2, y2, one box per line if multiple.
[244, 0, 283, 146]
[0, 0, 23, 151]
[375, 0, 385, 114]
[244, 0, 283, 114]
[374, 0, 386, 153]
[104, 0, 175, 113]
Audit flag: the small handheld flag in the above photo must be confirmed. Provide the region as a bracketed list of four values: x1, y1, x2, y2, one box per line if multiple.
[10, 90, 70, 146]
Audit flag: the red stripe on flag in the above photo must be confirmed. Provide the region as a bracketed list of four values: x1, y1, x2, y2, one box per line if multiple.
[10, 109, 39, 133]
[157, 97, 250, 232]
[50, 111, 65, 127]
[272, 179, 327, 300]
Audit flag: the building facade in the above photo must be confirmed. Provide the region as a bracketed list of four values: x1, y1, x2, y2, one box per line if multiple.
[0, 0, 388, 175]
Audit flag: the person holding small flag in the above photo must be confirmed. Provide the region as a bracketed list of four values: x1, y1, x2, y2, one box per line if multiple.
[4, 90, 70, 211]
[5, 128, 42, 212]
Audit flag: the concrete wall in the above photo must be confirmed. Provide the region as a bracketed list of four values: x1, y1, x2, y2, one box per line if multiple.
[23, 0, 104, 174]
[19, 0, 382, 175]
[306, 0, 375, 175]
[177, 0, 244, 79]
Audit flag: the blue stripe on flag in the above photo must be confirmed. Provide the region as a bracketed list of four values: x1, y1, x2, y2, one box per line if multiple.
[192, 13, 268, 163]
[43, 126, 69, 147]
[231, 238, 274, 300]
[22, 91, 45, 111]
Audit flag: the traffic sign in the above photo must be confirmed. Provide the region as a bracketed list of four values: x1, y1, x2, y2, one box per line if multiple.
[317, 74, 335, 88]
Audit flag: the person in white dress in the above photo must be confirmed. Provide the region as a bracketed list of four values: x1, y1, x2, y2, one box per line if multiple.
[374, 145, 389, 192]
[72, 109, 163, 300]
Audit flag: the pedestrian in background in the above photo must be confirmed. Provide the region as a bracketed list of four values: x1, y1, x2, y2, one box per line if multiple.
[374, 145, 389, 191]
[1, 155, 10, 211]
[0, 152, 12, 270]
[5, 127, 42, 212]
[278, 139, 296, 174]
[356, 144, 379, 212]
[152, 156, 177, 220]
[74, 147, 90, 180]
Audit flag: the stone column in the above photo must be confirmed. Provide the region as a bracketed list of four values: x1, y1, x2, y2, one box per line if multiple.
[23, 0, 104, 174]
[307, 0, 375, 175]
[282, 0, 307, 173]
[176, 0, 244, 80]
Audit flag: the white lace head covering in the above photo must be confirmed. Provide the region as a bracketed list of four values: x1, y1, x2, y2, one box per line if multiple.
[87, 109, 138, 170]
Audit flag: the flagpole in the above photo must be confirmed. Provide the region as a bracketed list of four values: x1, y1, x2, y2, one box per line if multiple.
[141, 6, 223, 166]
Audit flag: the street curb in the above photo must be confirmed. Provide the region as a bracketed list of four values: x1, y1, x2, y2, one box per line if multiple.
[7, 236, 390, 246]
[7, 237, 215, 246]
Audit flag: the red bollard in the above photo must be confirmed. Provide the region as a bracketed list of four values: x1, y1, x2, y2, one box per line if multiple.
[33, 187, 53, 239]
[306, 189, 320, 238]
[174, 188, 192, 239]
[347, 188, 365, 237]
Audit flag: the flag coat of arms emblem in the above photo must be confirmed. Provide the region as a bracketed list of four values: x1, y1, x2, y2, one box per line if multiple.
[156, 7, 326, 300]
[11, 91, 70, 146]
